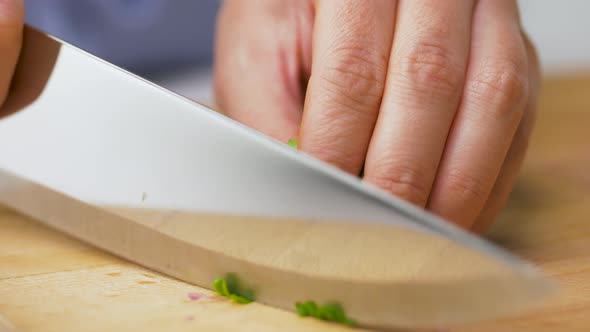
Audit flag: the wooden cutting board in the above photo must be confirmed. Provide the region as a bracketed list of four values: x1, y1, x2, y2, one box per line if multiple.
[1, 75, 589, 332]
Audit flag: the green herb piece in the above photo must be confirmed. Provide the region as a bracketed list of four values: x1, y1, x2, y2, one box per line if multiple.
[213, 274, 255, 304]
[344, 318, 357, 327]
[287, 138, 299, 149]
[305, 300, 319, 316]
[224, 273, 240, 294]
[321, 304, 342, 321]
[295, 302, 309, 316]
[213, 278, 230, 297]
[294, 301, 356, 327]
[229, 294, 253, 304]
[225, 273, 255, 301]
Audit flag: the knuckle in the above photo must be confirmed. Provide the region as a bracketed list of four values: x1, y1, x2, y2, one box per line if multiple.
[467, 60, 529, 112]
[319, 45, 387, 110]
[369, 164, 431, 206]
[394, 40, 464, 98]
[444, 170, 490, 206]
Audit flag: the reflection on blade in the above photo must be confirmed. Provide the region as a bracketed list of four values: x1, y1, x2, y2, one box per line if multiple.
[0, 169, 554, 329]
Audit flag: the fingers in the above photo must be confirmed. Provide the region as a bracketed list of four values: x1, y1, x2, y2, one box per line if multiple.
[364, 0, 476, 206]
[0, 0, 24, 106]
[213, 0, 313, 141]
[299, 0, 396, 174]
[472, 32, 540, 233]
[427, 0, 529, 228]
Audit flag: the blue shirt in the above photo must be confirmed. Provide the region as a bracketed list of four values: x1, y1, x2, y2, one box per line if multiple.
[25, 0, 221, 74]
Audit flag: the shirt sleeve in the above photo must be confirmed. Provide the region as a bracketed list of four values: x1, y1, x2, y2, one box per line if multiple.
[25, 0, 221, 74]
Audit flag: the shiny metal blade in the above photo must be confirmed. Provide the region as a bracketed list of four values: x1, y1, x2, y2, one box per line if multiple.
[0, 169, 553, 329]
[0, 27, 554, 329]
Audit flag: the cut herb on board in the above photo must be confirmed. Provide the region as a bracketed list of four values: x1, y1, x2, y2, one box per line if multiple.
[213, 274, 255, 304]
[295, 301, 357, 327]
[212, 274, 356, 326]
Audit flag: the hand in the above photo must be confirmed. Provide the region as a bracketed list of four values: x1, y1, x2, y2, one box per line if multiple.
[0, 0, 24, 107]
[214, 0, 540, 232]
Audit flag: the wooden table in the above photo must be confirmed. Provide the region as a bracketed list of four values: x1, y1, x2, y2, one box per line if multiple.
[1, 76, 589, 332]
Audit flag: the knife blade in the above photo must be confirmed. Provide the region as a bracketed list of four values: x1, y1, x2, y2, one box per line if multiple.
[0, 26, 554, 329]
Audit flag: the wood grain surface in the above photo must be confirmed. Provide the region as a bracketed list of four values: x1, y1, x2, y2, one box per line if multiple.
[1, 75, 589, 331]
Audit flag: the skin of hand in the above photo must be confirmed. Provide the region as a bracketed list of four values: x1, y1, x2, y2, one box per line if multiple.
[214, 0, 540, 232]
[0, 0, 24, 108]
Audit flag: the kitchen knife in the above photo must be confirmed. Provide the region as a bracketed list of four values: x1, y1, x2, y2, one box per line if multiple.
[0, 26, 554, 329]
